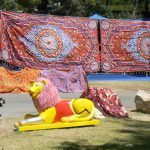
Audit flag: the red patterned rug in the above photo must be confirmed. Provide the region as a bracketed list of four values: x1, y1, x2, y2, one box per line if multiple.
[0, 11, 100, 73]
[100, 19, 150, 72]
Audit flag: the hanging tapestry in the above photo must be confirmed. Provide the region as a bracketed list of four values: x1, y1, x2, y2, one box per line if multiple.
[0, 67, 40, 93]
[0, 14, 1, 50]
[100, 19, 150, 72]
[40, 66, 88, 93]
[0, 11, 100, 73]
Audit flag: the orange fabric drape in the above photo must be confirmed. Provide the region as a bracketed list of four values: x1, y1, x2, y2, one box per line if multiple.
[0, 67, 40, 93]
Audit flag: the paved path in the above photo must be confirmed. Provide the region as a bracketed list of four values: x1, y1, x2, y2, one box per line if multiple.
[0, 90, 144, 118]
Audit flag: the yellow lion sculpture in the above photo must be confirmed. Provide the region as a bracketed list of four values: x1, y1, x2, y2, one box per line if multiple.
[16, 77, 95, 126]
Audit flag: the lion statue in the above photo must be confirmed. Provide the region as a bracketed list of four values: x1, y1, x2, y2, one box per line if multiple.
[16, 77, 95, 125]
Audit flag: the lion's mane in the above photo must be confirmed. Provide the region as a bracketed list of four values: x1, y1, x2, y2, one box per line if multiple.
[32, 77, 61, 113]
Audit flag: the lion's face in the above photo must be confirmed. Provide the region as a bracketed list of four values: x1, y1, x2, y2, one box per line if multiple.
[28, 80, 46, 99]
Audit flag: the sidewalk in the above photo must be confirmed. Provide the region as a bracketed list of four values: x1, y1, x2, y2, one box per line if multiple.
[0, 90, 140, 118]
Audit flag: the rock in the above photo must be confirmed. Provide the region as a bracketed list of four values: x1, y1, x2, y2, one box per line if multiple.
[134, 90, 150, 113]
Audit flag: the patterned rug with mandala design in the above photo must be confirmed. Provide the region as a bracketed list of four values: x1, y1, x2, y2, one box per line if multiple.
[0, 11, 100, 73]
[100, 19, 150, 72]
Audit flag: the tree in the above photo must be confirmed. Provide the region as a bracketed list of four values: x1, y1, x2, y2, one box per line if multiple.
[132, 0, 139, 18]
[1, 0, 148, 18]
[1, 0, 17, 11]
[0, 0, 5, 10]
[37, 0, 49, 14]
[83, 0, 110, 17]
[55, 0, 85, 16]
[16, 0, 41, 13]
[144, 0, 149, 18]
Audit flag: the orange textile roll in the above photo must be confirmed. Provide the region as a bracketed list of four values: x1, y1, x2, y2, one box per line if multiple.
[0, 67, 40, 93]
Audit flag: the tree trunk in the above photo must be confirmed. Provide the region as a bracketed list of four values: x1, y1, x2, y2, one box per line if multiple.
[132, 0, 139, 18]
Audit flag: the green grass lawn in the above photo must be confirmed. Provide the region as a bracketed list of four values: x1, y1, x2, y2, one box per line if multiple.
[0, 117, 150, 150]
[0, 81, 150, 150]
[89, 81, 150, 91]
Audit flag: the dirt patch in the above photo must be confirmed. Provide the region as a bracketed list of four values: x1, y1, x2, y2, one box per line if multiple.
[128, 109, 150, 122]
[0, 118, 17, 137]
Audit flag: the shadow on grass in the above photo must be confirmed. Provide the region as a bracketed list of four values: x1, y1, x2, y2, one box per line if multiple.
[53, 140, 150, 150]
[52, 140, 101, 150]
[53, 119, 150, 150]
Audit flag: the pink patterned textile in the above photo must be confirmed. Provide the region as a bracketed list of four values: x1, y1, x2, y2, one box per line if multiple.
[40, 66, 88, 93]
[80, 87, 128, 118]
[0, 11, 100, 73]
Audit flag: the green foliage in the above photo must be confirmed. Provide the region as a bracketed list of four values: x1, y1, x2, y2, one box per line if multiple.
[0, 0, 5, 7]
[0, 0, 149, 18]
[16, 0, 39, 12]
[1, 0, 17, 11]
[84, 1, 111, 17]
[55, 0, 85, 16]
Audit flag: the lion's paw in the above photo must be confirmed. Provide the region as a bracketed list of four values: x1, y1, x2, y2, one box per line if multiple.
[61, 117, 70, 123]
